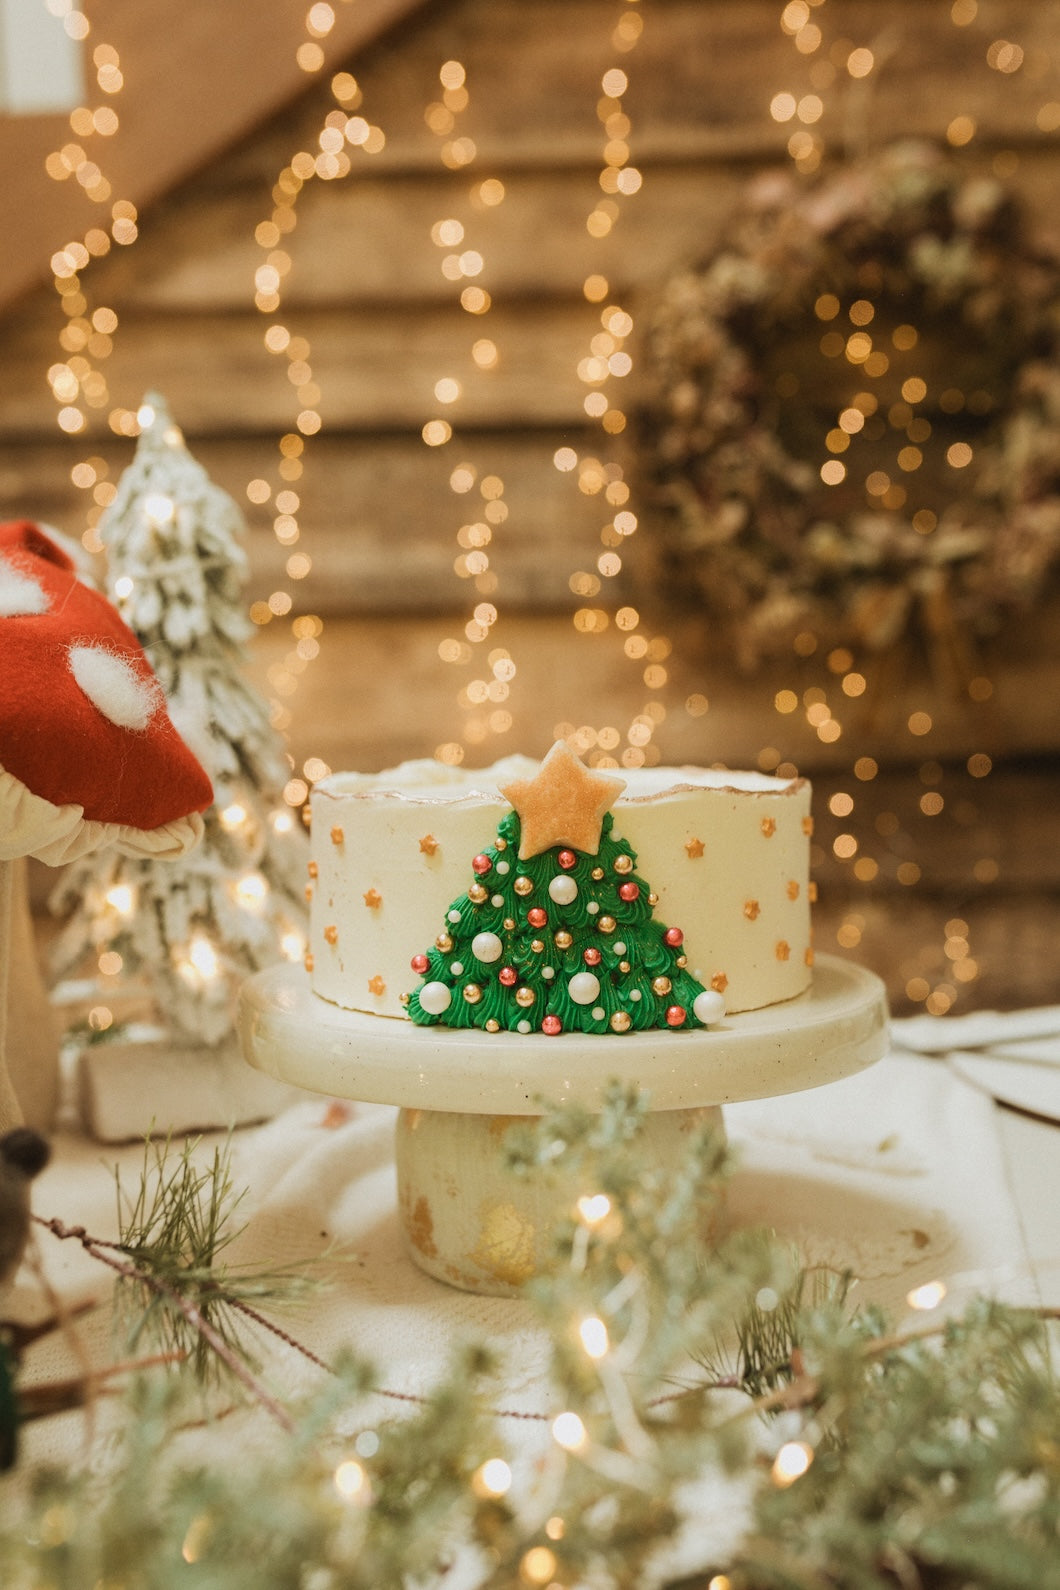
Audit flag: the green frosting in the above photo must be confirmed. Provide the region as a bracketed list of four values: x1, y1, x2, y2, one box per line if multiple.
[406, 810, 712, 1036]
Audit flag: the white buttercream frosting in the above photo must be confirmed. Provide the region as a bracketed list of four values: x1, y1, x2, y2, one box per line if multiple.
[308, 757, 814, 1021]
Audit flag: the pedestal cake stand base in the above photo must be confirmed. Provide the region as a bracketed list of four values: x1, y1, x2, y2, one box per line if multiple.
[239, 955, 888, 1295]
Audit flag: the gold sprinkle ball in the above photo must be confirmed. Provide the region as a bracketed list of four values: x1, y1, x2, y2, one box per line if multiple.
[463, 983, 483, 1004]
[610, 1011, 632, 1033]
[530, 938, 546, 953]
[675, 955, 687, 968]
[613, 854, 634, 875]
[514, 876, 534, 896]
[503, 917, 516, 931]
[554, 930, 574, 949]
[400, 992, 410, 1006]
[619, 960, 631, 973]
[495, 837, 508, 852]
[647, 892, 659, 906]
[485, 1018, 501, 1032]
[652, 975, 672, 996]
[435, 933, 453, 952]
[324, 924, 338, 945]
[468, 883, 489, 904]
[515, 986, 536, 1007]
[598, 915, 616, 934]
[591, 866, 605, 880]
[330, 825, 344, 845]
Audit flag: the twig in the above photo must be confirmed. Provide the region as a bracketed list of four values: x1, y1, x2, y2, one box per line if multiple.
[35, 1216, 294, 1432]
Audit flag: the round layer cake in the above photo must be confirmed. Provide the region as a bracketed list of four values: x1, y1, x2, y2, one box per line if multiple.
[307, 758, 813, 1020]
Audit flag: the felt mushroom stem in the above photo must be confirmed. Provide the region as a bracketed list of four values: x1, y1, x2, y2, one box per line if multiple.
[0, 861, 22, 1132]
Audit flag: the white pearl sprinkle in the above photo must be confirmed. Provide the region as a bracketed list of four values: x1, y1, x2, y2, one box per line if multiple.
[447, 909, 462, 923]
[630, 989, 642, 1002]
[548, 874, 579, 906]
[568, 971, 601, 1006]
[587, 901, 600, 915]
[450, 961, 464, 976]
[517, 1020, 532, 1034]
[542, 966, 555, 980]
[592, 1006, 605, 1021]
[471, 931, 503, 964]
[491, 894, 504, 907]
[418, 981, 452, 1015]
[496, 860, 510, 874]
[613, 941, 627, 955]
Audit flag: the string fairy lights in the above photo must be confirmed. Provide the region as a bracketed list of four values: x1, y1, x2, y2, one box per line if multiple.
[421, 55, 521, 767]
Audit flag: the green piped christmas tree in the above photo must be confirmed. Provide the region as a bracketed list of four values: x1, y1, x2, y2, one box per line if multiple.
[405, 742, 724, 1036]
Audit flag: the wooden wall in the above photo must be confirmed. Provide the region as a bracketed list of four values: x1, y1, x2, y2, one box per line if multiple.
[3, 0, 1059, 1014]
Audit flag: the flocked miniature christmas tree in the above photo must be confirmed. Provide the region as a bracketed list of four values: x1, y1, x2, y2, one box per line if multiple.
[50, 394, 309, 1050]
[406, 741, 725, 1034]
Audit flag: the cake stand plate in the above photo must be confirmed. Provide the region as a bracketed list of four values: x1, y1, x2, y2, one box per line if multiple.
[239, 955, 888, 1295]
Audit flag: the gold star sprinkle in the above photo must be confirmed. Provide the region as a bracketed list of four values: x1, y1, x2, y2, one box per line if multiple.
[787, 880, 800, 900]
[744, 899, 760, 920]
[324, 925, 338, 945]
[711, 971, 728, 993]
[368, 974, 386, 996]
[805, 946, 815, 966]
[304, 952, 314, 972]
[499, 740, 626, 860]
[802, 816, 815, 836]
[330, 825, 344, 845]
[685, 837, 705, 858]
[419, 834, 439, 855]
[761, 817, 777, 838]
[308, 861, 318, 878]
[776, 940, 790, 961]
[808, 881, 818, 902]
[363, 888, 382, 909]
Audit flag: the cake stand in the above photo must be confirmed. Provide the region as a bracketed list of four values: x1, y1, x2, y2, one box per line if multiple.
[239, 953, 888, 1296]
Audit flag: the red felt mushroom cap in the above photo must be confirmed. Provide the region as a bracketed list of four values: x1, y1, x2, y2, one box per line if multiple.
[0, 520, 212, 864]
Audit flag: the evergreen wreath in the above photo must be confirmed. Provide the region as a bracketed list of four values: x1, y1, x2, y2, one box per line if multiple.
[638, 142, 1060, 670]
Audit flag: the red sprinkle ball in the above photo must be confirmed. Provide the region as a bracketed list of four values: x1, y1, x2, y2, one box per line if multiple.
[618, 881, 640, 902]
[471, 854, 492, 876]
[542, 1015, 563, 1036]
[583, 946, 602, 966]
[410, 954, 429, 975]
[557, 849, 577, 870]
[527, 907, 548, 928]
[498, 966, 518, 986]
[664, 926, 684, 948]
[665, 1004, 687, 1027]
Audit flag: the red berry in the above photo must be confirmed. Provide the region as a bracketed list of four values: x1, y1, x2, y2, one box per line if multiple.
[498, 965, 517, 986]
[583, 947, 602, 966]
[527, 907, 548, 928]
[618, 881, 640, 902]
[665, 1004, 687, 1027]
[557, 849, 577, 870]
[471, 853, 491, 876]
[542, 1015, 563, 1036]
[410, 953, 429, 975]
[664, 926, 684, 948]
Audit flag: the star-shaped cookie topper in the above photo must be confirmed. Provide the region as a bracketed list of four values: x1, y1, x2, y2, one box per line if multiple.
[499, 740, 626, 860]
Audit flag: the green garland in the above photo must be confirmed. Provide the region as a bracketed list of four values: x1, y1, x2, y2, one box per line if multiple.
[638, 142, 1060, 669]
[2, 1095, 1058, 1589]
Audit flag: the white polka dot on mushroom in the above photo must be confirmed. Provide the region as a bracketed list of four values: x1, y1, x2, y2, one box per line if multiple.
[68, 644, 161, 731]
[0, 557, 50, 617]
